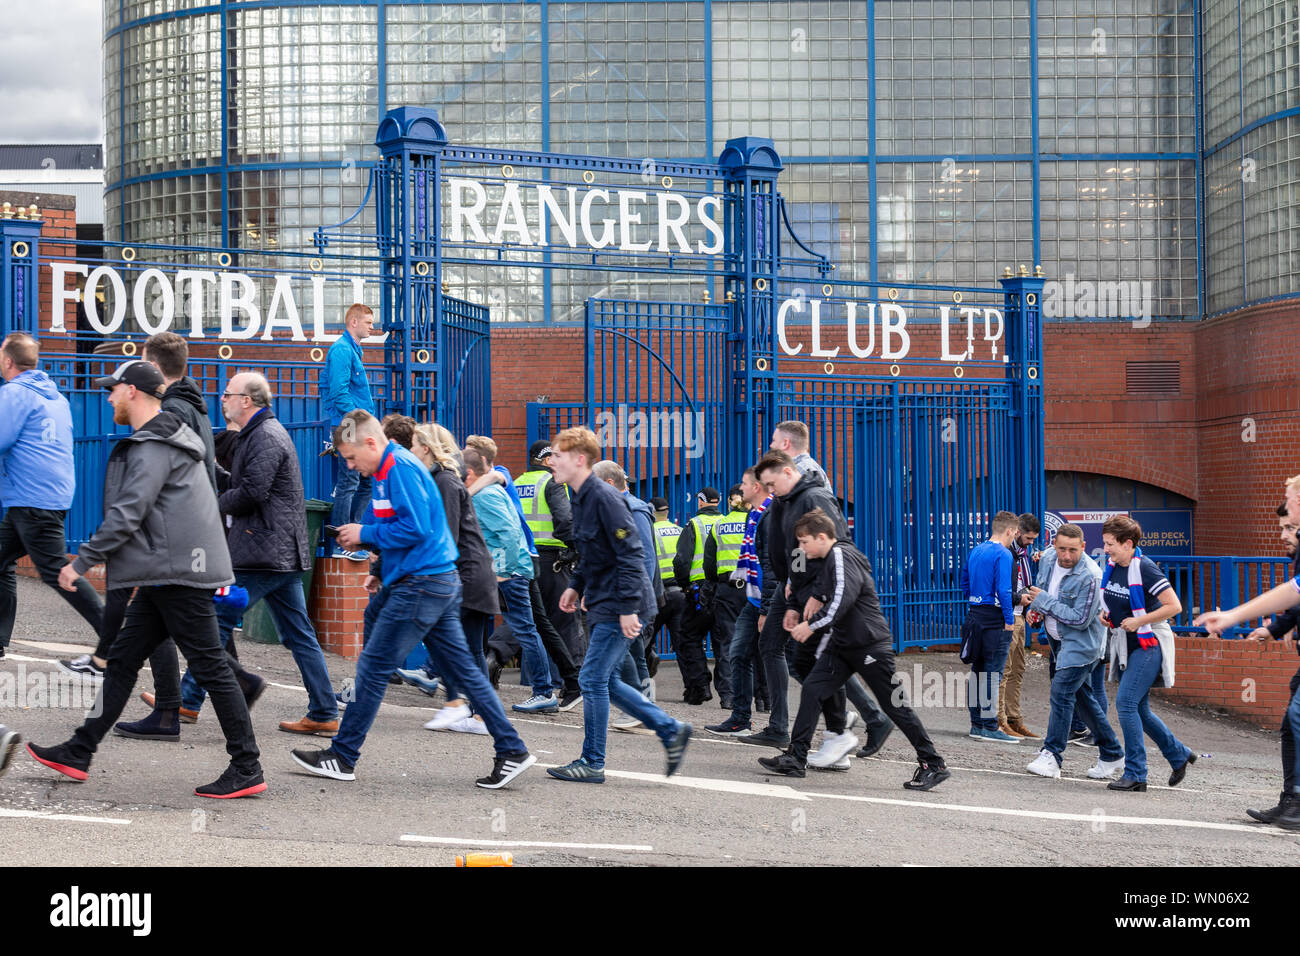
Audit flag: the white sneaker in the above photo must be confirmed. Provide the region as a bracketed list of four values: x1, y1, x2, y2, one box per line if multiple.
[612, 716, 653, 735]
[1027, 749, 1062, 778]
[844, 711, 859, 733]
[810, 754, 852, 772]
[1087, 756, 1125, 780]
[57, 654, 105, 682]
[448, 715, 489, 735]
[808, 731, 860, 768]
[424, 703, 470, 731]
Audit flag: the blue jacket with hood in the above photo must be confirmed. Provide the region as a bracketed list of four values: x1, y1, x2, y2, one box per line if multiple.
[0, 369, 76, 510]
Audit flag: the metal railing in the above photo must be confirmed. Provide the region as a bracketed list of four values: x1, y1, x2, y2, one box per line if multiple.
[1160, 556, 1294, 638]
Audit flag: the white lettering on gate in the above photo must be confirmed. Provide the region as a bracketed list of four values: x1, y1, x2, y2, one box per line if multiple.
[775, 296, 1005, 363]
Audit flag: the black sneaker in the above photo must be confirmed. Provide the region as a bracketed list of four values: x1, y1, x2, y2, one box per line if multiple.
[114, 709, 180, 742]
[754, 698, 771, 714]
[645, 646, 660, 678]
[557, 690, 583, 713]
[195, 765, 267, 799]
[486, 651, 504, 689]
[758, 752, 806, 777]
[856, 723, 895, 759]
[26, 741, 89, 781]
[1068, 729, 1096, 747]
[903, 761, 951, 791]
[290, 747, 356, 781]
[57, 653, 105, 682]
[663, 722, 692, 777]
[476, 751, 537, 789]
[1275, 796, 1300, 832]
[0, 725, 20, 779]
[734, 728, 790, 749]
[1247, 792, 1293, 824]
[241, 673, 268, 710]
[704, 717, 753, 737]
[0, 645, 5, 659]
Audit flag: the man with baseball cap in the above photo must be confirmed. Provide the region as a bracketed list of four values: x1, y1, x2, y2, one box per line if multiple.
[26, 360, 265, 798]
[515, 438, 583, 659]
[0, 332, 103, 661]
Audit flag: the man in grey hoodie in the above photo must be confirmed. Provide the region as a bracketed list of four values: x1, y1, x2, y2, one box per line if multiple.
[26, 360, 265, 799]
[0, 332, 103, 659]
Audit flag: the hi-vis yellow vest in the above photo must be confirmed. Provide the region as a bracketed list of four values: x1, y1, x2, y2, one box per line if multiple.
[515, 470, 564, 548]
[653, 519, 683, 580]
[687, 512, 723, 582]
[710, 509, 749, 577]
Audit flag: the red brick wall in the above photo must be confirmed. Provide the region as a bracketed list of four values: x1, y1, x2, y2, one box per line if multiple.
[1154, 636, 1298, 728]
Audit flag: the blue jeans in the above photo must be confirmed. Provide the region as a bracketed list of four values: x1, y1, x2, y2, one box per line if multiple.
[498, 576, 552, 697]
[1043, 661, 1124, 763]
[331, 460, 372, 528]
[183, 570, 337, 721]
[967, 628, 1012, 731]
[333, 573, 527, 765]
[727, 603, 762, 725]
[1282, 668, 1300, 794]
[1115, 643, 1191, 782]
[618, 622, 652, 697]
[579, 619, 678, 768]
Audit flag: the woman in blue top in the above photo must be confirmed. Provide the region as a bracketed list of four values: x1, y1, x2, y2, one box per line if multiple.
[1099, 514, 1195, 792]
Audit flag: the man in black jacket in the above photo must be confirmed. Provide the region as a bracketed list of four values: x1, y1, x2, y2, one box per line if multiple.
[740, 450, 893, 752]
[546, 427, 691, 784]
[178, 372, 338, 736]
[672, 487, 723, 702]
[758, 509, 950, 791]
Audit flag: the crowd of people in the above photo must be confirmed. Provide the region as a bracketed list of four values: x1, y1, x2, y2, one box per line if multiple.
[1, 309, 1298, 827]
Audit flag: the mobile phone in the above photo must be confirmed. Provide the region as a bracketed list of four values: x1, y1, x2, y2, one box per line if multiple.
[324, 525, 340, 538]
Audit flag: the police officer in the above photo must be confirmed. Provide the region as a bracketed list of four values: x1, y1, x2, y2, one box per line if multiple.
[515, 440, 583, 659]
[702, 485, 750, 710]
[648, 497, 681, 678]
[673, 487, 724, 703]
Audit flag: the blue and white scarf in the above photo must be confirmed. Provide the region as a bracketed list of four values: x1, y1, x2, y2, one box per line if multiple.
[733, 495, 772, 607]
[1100, 547, 1158, 649]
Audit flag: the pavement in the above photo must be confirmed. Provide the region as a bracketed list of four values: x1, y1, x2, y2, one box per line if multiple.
[1, 575, 1297, 867]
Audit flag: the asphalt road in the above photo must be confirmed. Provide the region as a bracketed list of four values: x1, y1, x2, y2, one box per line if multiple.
[2, 576, 1296, 867]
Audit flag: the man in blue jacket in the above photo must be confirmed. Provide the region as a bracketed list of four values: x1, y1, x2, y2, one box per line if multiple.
[548, 427, 691, 784]
[321, 303, 377, 560]
[0, 332, 102, 659]
[960, 510, 1021, 744]
[291, 411, 535, 789]
[1024, 523, 1125, 780]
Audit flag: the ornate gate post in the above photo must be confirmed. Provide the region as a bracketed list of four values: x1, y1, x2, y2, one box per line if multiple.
[0, 205, 42, 338]
[719, 137, 783, 480]
[374, 107, 447, 419]
[1000, 265, 1047, 521]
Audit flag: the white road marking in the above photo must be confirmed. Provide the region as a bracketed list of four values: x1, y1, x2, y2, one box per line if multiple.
[861, 754, 1205, 793]
[0, 807, 131, 825]
[401, 834, 653, 852]
[809, 791, 1299, 837]
[536, 763, 812, 800]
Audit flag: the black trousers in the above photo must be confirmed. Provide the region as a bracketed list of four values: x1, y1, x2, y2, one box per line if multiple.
[70, 585, 261, 774]
[653, 586, 685, 663]
[0, 506, 102, 647]
[790, 640, 941, 766]
[675, 584, 715, 696]
[710, 584, 746, 702]
[537, 546, 584, 660]
[530, 557, 579, 693]
[95, 586, 190, 711]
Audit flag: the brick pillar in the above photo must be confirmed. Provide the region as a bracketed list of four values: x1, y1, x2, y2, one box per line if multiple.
[307, 557, 371, 661]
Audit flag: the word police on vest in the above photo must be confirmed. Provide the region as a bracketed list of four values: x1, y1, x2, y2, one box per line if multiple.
[50, 886, 152, 936]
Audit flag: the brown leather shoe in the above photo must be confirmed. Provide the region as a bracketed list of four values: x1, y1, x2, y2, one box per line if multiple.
[1008, 720, 1040, 739]
[998, 720, 1025, 738]
[140, 692, 199, 724]
[278, 717, 339, 737]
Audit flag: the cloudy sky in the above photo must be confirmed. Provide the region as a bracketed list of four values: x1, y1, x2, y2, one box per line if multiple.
[1, 0, 104, 143]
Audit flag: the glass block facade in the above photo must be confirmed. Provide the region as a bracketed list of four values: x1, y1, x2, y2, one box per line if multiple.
[104, 0, 1298, 323]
